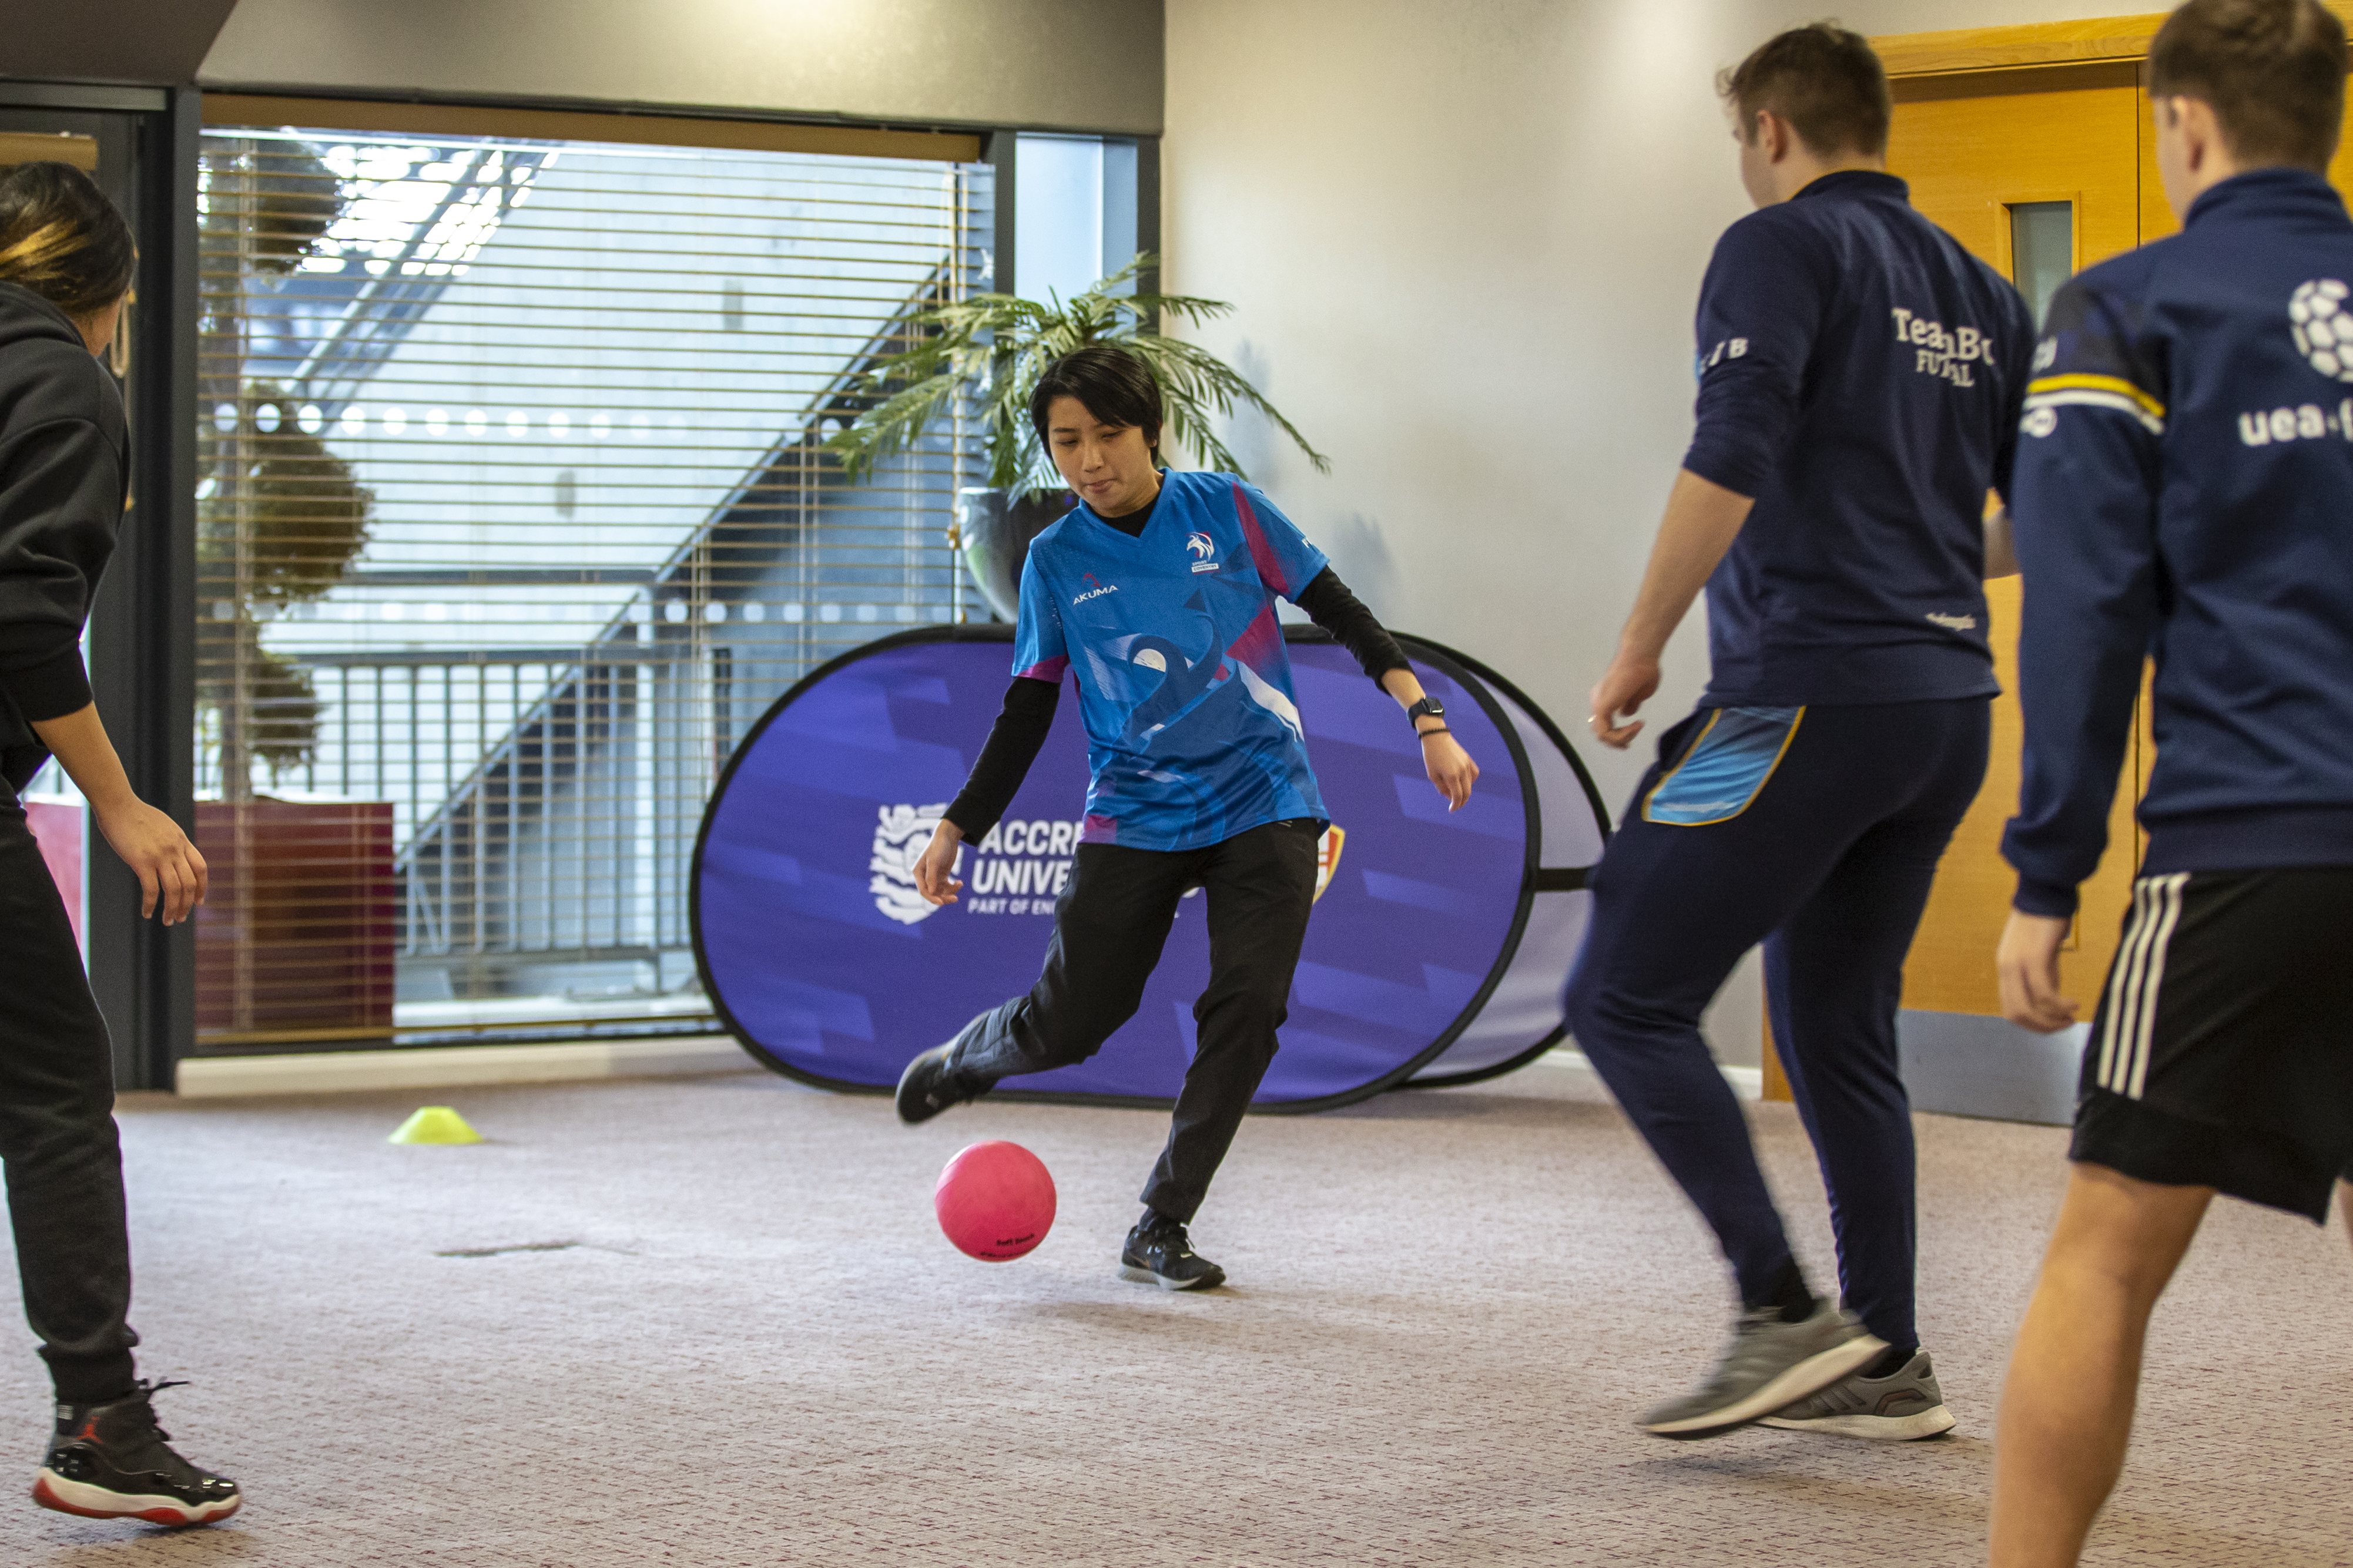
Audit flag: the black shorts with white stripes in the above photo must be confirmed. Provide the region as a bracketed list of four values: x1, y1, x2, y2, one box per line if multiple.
[2073, 867, 2353, 1223]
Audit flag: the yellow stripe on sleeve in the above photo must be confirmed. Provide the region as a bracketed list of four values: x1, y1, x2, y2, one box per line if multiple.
[2025, 373, 2165, 419]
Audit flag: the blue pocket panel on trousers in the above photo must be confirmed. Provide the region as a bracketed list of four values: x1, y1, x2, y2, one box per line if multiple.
[1641, 706, 1805, 827]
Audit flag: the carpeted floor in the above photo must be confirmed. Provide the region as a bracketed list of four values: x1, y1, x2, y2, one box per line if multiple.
[4, 1059, 2349, 1566]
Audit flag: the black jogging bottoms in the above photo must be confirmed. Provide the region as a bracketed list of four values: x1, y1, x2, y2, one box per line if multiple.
[0, 795, 139, 1404]
[946, 816, 1321, 1223]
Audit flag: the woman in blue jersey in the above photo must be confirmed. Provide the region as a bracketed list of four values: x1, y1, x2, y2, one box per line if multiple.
[894, 344, 1478, 1290]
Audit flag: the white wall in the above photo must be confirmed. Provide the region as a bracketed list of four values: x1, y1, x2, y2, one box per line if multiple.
[1162, 0, 2133, 1063]
[189, 0, 2146, 1067]
[201, 0, 1164, 135]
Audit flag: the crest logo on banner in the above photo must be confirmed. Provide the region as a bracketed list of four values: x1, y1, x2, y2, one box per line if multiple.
[1315, 825, 1345, 903]
[871, 803, 948, 925]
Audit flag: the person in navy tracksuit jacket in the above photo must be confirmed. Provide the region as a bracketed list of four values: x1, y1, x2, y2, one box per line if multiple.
[1990, 3, 2353, 1560]
[1567, 23, 2033, 1442]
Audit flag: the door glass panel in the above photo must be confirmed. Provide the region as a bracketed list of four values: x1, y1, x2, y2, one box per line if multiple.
[195, 122, 994, 1052]
[2009, 201, 2074, 328]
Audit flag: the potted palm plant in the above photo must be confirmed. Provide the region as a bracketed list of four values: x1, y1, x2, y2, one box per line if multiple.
[825, 253, 1329, 619]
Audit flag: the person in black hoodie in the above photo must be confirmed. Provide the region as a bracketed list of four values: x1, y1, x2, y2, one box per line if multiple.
[0, 161, 238, 1526]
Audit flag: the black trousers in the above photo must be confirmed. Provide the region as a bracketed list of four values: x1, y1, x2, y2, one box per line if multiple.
[1, 799, 139, 1404]
[947, 817, 1321, 1224]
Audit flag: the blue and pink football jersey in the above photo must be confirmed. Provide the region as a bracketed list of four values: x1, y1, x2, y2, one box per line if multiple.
[1011, 469, 1330, 851]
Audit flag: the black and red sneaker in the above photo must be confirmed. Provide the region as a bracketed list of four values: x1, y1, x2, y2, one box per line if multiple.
[33, 1381, 240, 1527]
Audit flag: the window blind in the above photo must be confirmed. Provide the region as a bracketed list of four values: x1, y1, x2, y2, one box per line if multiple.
[195, 117, 992, 1050]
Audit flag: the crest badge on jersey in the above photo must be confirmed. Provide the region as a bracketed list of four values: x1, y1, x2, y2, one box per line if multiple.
[1186, 531, 1219, 573]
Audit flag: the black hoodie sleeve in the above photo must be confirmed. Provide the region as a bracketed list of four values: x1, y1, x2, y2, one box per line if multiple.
[0, 336, 128, 726]
[1293, 567, 1411, 684]
[944, 676, 1062, 841]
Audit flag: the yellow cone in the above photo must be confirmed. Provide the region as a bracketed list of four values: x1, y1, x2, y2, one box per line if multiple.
[388, 1106, 482, 1145]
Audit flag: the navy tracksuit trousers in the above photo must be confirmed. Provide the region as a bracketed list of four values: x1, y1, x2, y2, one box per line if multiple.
[1564, 697, 1989, 1351]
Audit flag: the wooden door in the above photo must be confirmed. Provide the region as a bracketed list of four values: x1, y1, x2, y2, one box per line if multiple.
[1890, 61, 2154, 1016]
[1757, 12, 2353, 1107]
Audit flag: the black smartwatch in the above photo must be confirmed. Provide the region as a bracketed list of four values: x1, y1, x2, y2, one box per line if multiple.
[1406, 696, 1446, 730]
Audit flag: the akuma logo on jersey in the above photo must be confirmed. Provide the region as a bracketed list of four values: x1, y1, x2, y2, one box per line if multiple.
[1074, 572, 1119, 604]
[1186, 532, 1219, 573]
[2290, 279, 2353, 381]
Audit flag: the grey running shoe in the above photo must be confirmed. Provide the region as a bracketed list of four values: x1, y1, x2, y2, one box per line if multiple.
[1759, 1348, 1957, 1441]
[1637, 1298, 1885, 1439]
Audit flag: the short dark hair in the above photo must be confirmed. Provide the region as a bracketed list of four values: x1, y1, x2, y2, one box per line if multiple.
[0, 160, 135, 319]
[1028, 344, 1163, 454]
[2150, 0, 2348, 171]
[1718, 23, 1892, 160]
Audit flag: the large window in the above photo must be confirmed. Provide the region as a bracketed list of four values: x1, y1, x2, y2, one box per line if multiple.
[195, 113, 991, 1051]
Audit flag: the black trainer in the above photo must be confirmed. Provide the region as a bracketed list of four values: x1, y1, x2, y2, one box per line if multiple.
[1118, 1217, 1227, 1291]
[33, 1381, 241, 1527]
[895, 1043, 984, 1124]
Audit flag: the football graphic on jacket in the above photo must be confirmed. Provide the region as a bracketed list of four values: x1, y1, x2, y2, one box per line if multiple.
[2288, 278, 2353, 380]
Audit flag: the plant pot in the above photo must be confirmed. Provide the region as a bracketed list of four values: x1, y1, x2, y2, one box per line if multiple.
[958, 486, 1074, 622]
[193, 796, 395, 1052]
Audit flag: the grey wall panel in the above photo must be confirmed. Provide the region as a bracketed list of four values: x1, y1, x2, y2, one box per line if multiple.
[0, 2, 239, 87]
[200, 0, 1165, 135]
[1158, 0, 2137, 1066]
[1898, 1010, 2085, 1126]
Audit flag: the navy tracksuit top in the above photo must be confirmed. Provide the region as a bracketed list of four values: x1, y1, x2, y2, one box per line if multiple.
[2005, 169, 2353, 917]
[1682, 170, 2034, 708]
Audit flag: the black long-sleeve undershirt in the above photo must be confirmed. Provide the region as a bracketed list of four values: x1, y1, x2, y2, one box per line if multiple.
[944, 677, 1064, 842]
[1296, 569, 1410, 685]
[942, 560, 1413, 841]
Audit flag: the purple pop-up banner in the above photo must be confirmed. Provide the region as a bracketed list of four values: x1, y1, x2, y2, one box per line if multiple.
[692, 626, 1606, 1111]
